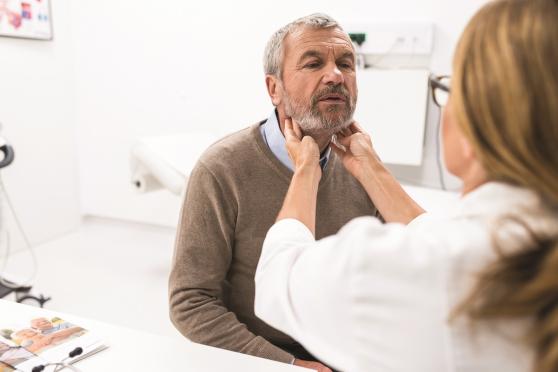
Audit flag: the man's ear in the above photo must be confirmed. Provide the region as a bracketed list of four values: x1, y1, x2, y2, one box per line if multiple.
[265, 75, 283, 106]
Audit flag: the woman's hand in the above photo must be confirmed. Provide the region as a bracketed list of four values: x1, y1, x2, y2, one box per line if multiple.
[276, 118, 322, 235]
[331, 122, 381, 182]
[284, 118, 321, 176]
[332, 122, 426, 224]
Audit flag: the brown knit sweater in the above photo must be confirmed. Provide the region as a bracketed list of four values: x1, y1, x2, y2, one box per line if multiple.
[169, 122, 378, 363]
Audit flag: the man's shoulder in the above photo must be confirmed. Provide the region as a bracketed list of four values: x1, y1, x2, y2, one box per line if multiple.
[196, 122, 264, 173]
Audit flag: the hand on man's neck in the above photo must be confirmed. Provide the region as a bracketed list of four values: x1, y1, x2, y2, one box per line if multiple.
[277, 111, 332, 153]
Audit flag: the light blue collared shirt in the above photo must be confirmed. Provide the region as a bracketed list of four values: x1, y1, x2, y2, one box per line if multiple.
[260, 110, 331, 172]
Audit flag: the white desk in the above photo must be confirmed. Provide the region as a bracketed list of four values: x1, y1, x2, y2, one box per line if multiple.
[402, 184, 460, 213]
[0, 300, 308, 371]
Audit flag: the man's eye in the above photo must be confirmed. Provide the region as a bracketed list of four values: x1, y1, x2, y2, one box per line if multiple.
[339, 62, 354, 70]
[304, 62, 321, 69]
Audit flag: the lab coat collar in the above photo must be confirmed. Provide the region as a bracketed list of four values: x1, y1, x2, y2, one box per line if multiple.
[451, 182, 552, 220]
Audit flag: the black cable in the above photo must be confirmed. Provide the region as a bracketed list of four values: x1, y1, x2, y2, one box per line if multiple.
[32, 347, 83, 372]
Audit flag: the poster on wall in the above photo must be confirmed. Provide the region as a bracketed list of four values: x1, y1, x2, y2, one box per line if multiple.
[0, 0, 52, 40]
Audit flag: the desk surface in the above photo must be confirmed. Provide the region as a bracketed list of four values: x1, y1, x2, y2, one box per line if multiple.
[0, 300, 308, 371]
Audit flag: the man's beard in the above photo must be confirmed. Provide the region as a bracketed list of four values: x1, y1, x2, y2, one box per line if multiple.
[283, 84, 357, 137]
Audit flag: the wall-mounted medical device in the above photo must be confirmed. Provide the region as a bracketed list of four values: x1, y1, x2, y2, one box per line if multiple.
[346, 23, 434, 56]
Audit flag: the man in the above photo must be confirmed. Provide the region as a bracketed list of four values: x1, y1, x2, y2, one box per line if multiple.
[30, 318, 72, 335]
[169, 13, 378, 371]
[11, 327, 84, 354]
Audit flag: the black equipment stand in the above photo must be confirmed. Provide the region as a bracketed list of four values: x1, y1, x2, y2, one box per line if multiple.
[0, 135, 51, 307]
[0, 278, 51, 307]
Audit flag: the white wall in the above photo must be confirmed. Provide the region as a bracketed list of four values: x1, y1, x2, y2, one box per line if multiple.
[0, 0, 81, 250]
[72, 0, 488, 226]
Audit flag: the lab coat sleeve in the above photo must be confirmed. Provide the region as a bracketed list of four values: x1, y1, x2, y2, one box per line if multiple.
[255, 217, 379, 370]
[255, 216, 450, 372]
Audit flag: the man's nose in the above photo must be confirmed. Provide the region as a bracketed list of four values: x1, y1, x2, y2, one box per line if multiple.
[322, 63, 344, 85]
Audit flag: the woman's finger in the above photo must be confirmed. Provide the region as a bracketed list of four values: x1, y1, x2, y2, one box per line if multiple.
[337, 134, 352, 147]
[350, 121, 366, 134]
[336, 130, 347, 140]
[351, 122, 375, 146]
[330, 141, 347, 159]
[291, 118, 303, 139]
[284, 118, 297, 141]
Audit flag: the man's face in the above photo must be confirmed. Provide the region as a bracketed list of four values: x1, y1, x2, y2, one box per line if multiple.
[278, 26, 357, 137]
[31, 318, 52, 331]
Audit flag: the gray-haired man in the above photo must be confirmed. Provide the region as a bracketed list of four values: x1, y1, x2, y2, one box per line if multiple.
[169, 13, 378, 371]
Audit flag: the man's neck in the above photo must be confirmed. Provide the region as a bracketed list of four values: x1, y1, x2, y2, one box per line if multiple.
[276, 110, 331, 153]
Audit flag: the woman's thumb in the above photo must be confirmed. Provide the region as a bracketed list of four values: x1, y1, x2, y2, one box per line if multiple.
[331, 142, 346, 159]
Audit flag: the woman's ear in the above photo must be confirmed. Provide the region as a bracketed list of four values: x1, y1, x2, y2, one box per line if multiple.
[460, 135, 476, 162]
[265, 75, 282, 106]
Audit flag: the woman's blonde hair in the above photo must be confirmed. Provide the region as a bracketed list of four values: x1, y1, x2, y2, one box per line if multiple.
[451, 0, 558, 371]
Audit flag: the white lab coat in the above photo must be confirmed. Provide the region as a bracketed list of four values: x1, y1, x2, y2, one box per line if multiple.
[255, 182, 557, 372]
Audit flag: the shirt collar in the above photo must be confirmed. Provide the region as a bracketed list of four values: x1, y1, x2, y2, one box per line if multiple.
[260, 110, 331, 172]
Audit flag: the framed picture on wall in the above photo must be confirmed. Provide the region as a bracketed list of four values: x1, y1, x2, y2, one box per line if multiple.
[0, 0, 52, 40]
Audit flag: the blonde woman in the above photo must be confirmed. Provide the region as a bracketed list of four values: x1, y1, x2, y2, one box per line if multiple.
[254, 0, 558, 371]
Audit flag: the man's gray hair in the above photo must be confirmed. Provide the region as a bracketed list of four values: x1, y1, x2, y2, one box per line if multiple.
[263, 13, 344, 79]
